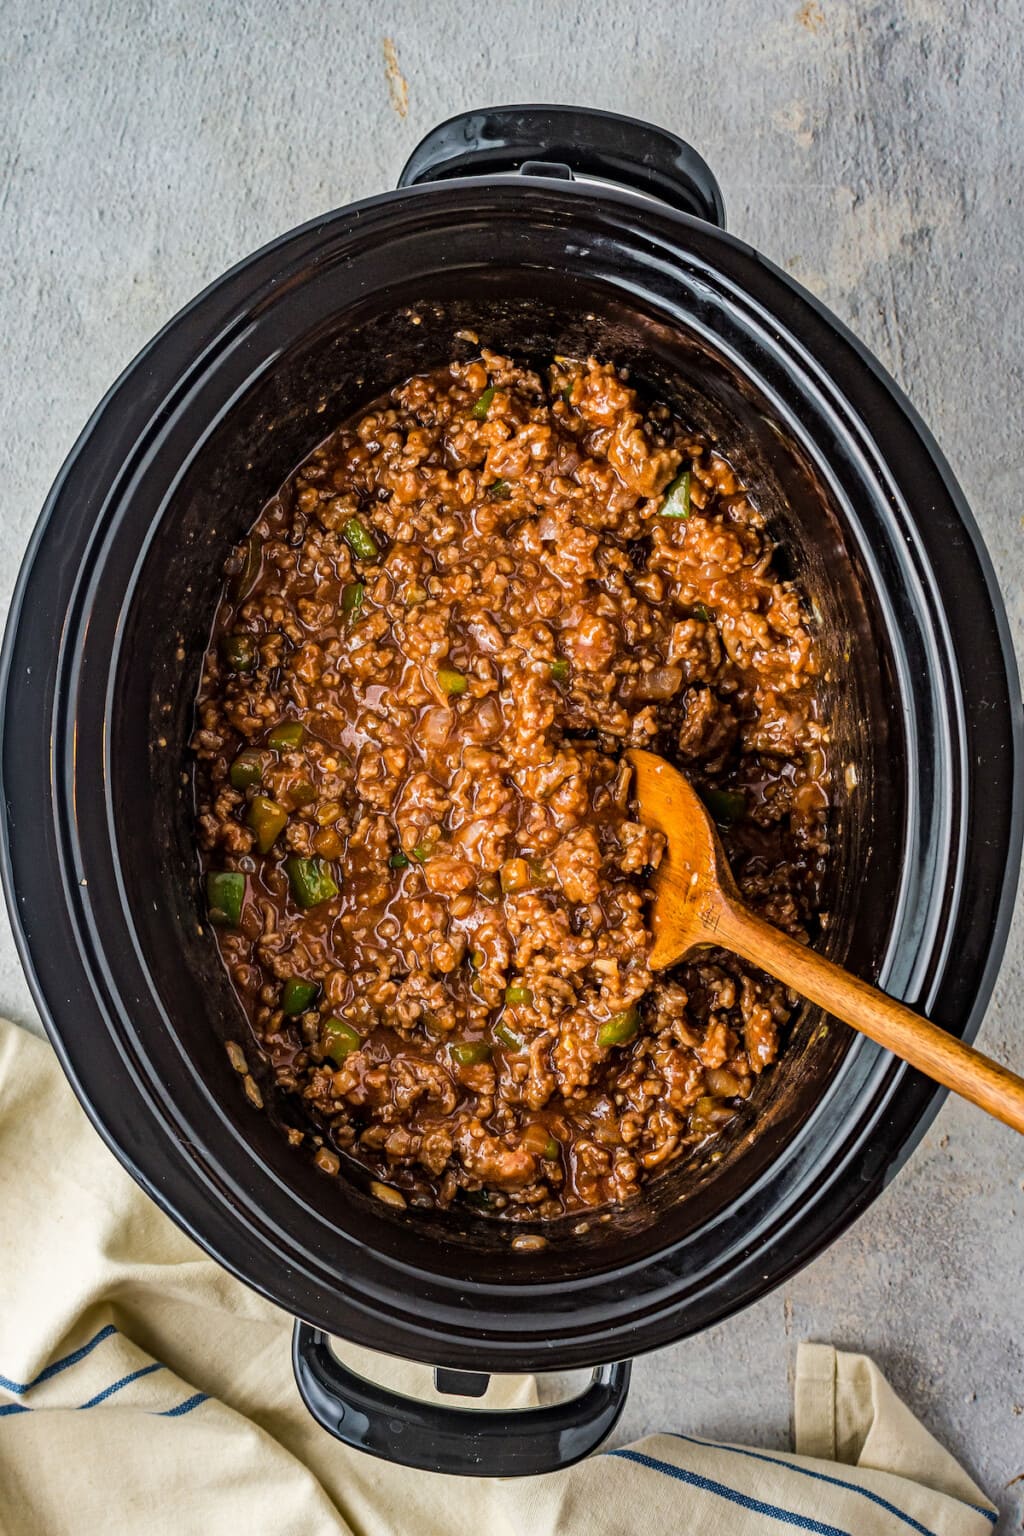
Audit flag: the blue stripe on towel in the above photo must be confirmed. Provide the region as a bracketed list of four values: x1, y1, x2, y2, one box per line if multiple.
[156, 1392, 208, 1417]
[2, 1378, 208, 1420]
[609, 1448, 853, 1535]
[78, 1362, 165, 1409]
[669, 1432, 996, 1531]
[0, 1325, 117, 1396]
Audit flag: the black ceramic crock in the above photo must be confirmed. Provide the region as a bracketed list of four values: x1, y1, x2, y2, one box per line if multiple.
[1, 106, 1021, 1478]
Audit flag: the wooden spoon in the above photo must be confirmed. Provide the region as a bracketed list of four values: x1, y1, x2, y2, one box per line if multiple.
[627, 748, 1024, 1135]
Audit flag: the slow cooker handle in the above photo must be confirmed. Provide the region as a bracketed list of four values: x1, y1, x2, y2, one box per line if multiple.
[292, 1321, 631, 1476]
[398, 104, 726, 227]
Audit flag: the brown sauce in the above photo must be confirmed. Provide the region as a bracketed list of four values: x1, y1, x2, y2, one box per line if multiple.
[193, 352, 830, 1217]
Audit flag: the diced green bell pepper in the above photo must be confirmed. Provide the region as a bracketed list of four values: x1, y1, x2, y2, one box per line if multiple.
[598, 1005, 641, 1049]
[322, 1018, 361, 1062]
[206, 871, 245, 927]
[287, 779, 316, 808]
[220, 633, 257, 672]
[471, 385, 495, 420]
[268, 721, 304, 750]
[437, 667, 468, 696]
[449, 1040, 492, 1067]
[342, 581, 365, 620]
[342, 516, 380, 562]
[246, 794, 288, 854]
[229, 749, 270, 791]
[286, 856, 339, 909]
[281, 977, 320, 1015]
[660, 468, 692, 519]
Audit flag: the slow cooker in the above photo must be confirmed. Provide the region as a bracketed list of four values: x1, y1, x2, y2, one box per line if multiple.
[2, 105, 1020, 1477]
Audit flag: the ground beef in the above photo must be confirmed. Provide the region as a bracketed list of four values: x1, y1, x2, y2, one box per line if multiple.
[193, 351, 830, 1218]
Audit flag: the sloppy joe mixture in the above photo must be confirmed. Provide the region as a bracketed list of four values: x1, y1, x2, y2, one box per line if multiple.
[193, 351, 830, 1218]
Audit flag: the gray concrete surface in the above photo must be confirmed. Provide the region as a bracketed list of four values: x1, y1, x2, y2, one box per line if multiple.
[2, 0, 1023, 1525]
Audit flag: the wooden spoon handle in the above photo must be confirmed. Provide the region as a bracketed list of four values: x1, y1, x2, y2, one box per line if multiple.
[716, 898, 1024, 1135]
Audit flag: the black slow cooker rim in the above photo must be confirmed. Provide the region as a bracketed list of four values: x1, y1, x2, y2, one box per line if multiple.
[2, 174, 1020, 1370]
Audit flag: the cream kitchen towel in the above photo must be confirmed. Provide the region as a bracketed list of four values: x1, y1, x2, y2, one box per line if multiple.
[0, 1018, 996, 1535]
